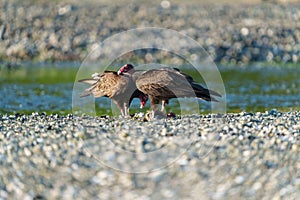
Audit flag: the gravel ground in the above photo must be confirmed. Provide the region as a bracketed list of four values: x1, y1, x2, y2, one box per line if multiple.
[0, 110, 299, 199]
[1, 0, 300, 64]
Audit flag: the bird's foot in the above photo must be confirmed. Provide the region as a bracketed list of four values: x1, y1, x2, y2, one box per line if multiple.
[143, 110, 166, 121]
[166, 112, 176, 118]
[131, 112, 145, 120]
[142, 111, 175, 121]
[119, 114, 131, 120]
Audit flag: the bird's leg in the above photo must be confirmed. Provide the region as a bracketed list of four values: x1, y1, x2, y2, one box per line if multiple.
[121, 108, 126, 116]
[123, 102, 129, 117]
[161, 100, 166, 112]
[149, 96, 158, 119]
[120, 108, 125, 116]
[149, 96, 166, 119]
[114, 100, 125, 116]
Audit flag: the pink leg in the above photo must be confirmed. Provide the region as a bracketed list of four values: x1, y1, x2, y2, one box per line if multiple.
[161, 100, 166, 112]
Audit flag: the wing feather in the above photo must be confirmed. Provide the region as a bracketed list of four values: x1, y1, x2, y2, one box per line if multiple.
[79, 72, 122, 98]
[136, 67, 221, 101]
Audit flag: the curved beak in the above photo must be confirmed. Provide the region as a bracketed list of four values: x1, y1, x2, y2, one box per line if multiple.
[117, 70, 122, 75]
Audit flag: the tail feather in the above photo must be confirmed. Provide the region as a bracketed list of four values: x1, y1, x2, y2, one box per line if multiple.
[192, 83, 221, 97]
[78, 78, 103, 98]
[80, 91, 92, 97]
[207, 89, 222, 97]
[195, 91, 219, 102]
[78, 78, 98, 85]
[191, 83, 221, 102]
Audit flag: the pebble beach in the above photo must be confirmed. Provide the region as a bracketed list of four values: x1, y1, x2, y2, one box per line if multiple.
[1, 0, 300, 64]
[0, 110, 299, 199]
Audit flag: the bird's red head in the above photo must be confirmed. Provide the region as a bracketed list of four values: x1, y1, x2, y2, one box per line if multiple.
[117, 64, 135, 75]
[139, 94, 148, 109]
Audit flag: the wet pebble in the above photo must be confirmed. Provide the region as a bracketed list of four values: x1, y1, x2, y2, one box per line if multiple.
[0, 111, 299, 199]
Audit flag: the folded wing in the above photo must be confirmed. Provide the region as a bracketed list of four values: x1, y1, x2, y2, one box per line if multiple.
[136, 67, 221, 101]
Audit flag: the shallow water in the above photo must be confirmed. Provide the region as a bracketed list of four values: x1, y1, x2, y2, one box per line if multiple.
[0, 63, 299, 115]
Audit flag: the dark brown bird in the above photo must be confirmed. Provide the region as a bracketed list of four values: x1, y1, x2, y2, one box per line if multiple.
[79, 71, 148, 116]
[118, 64, 221, 117]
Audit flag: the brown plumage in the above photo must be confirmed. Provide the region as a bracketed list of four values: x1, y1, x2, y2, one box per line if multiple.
[79, 71, 148, 116]
[118, 64, 221, 117]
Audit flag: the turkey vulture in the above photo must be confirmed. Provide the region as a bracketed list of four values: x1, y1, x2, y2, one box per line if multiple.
[79, 71, 148, 116]
[118, 64, 221, 117]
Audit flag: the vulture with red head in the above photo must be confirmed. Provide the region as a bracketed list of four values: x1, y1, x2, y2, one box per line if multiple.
[79, 71, 148, 116]
[118, 64, 221, 117]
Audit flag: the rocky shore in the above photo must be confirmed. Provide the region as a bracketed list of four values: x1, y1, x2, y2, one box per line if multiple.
[0, 110, 299, 199]
[1, 0, 300, 64]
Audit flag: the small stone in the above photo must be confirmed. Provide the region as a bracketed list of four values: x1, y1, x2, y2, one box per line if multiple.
[241, 27, 249, 36]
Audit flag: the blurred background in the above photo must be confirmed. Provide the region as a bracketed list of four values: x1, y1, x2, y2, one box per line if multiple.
[0, 0, 299, 114]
